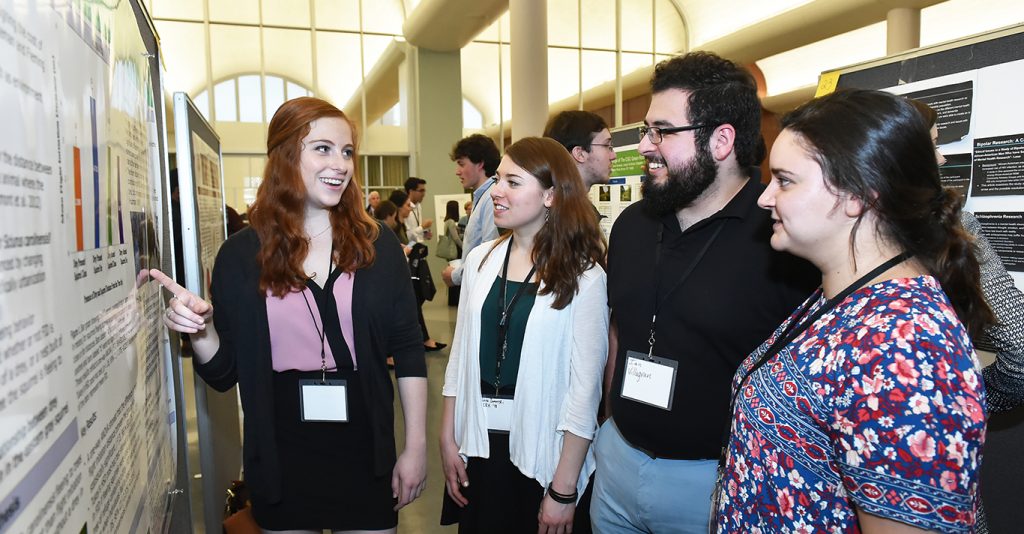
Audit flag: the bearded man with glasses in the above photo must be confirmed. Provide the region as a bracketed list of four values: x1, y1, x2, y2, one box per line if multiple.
[591, 51, 818, 533]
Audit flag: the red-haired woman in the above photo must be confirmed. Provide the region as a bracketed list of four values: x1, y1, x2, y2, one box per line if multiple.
[439, 137, 608, 533]
[151, 97, 427, 533]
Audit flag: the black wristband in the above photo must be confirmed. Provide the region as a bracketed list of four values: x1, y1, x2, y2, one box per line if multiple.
[546, 484, 578, 504]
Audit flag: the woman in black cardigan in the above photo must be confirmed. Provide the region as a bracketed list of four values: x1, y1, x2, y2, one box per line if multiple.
[151, 97, 427, 533]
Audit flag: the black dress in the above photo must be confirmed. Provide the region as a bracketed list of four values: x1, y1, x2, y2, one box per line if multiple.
[251, 269, 397, 531]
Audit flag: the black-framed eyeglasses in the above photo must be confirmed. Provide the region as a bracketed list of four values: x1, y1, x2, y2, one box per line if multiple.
[590, 142, 615, 150]
[639, 124, 711, 144]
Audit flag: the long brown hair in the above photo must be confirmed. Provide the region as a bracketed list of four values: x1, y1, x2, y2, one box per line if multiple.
[490, 137, 606, 309]
[249, 97, 379, 296]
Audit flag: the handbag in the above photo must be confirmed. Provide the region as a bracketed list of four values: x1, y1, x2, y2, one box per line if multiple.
[435, 232, 459, 260]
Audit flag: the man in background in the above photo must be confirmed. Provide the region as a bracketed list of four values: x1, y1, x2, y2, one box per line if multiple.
[441, 134, 500, 287]
[403, 177, 433, 243]
[544, 110, 618, 193]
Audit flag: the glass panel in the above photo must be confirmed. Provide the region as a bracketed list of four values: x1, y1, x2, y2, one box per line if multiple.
[581, 50, 616, 92]
[209, 25, 261, 82]
[621, 0, 654, 52]
[262, 0, 311, 28]
[193, 91, 210, 121]
[549, 48, 581, 104]
[263, 28, 313, 92]
[150, 0, 203, 21]
[209, 0, 258, 24]
[315, 32, 363, 108]
[314, 0, 361, 31]
[362, 34, 393, 74]
[380, 102, 401, 126]
[580, 0, 615, 50]
[362, 0, 404, 34]
[621, 52, 654, 77]
[153, 21, 206, 94]
[463, 99, 483, 130]
[287, 81, 310, 100]
[237, 75, 262, 123]
[381, 156, 409, 187]
[214, 79, 237, 122]
[461, 42, 501, 127]
[500, 44, 511, 123]
[365, 155, 382, 187]
[655, 0, 687, 54]
[547, 0, 580, 48]
[265, 77, 285, 121]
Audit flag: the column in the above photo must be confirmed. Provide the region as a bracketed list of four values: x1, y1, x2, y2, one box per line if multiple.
[510, 0, 548, 141]
[886, 7, 921, 54]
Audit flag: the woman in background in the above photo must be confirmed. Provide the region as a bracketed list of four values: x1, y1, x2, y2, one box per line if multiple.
[443, 199, 464, 258]
[388, 189, 445, 352]
[152, 97, 427, 533]
[716, 90, 992, 533]
[440, 137, 607, 533]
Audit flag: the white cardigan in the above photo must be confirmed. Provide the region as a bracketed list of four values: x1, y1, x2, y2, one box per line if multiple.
[442, 237, 609, 496]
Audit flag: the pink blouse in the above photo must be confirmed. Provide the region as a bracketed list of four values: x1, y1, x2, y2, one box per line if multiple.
[267, 272, 357, 371]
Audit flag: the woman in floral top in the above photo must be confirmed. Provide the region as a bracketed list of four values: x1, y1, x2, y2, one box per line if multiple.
[715, 90, 995, 533]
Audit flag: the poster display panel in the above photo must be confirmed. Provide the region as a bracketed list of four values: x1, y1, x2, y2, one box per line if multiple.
[589, 125, 645, 238]
[817, 26, 1024, 290]
[0, 1, 176, 533]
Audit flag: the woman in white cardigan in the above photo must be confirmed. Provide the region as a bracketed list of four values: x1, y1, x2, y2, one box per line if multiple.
[439, 137, 609, 533]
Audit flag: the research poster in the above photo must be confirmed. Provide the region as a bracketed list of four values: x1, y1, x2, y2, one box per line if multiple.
[590, 125, 645, 238]
[0, 1, 175, 533]
[824, 28, 1024, 289]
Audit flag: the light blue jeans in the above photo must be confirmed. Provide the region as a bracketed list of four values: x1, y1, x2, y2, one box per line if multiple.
[591, 419, 718, 534]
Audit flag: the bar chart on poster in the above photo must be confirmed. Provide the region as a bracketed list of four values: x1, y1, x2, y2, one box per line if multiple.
[0, 1, 179, 533]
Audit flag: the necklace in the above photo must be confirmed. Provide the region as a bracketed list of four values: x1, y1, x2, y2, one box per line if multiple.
[306, 223, 331, 241]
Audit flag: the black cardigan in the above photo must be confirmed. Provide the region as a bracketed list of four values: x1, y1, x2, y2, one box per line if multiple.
[195, 225, 426, 504]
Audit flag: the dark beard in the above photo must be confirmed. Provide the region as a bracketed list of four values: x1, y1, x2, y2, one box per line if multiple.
[641, 146, 717, 217]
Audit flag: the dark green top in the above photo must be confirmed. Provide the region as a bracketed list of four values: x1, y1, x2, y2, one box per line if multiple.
[478, 275, 537, 393]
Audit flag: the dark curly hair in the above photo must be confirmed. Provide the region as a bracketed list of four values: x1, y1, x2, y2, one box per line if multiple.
[650, 52, 761, 167]
[450, 134, 501, 176]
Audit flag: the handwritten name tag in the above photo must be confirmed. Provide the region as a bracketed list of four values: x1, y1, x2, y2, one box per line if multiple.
[620, 350, 677, 410]
[482, 395, 514, 432]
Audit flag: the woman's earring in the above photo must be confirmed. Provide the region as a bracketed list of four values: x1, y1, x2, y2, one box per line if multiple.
[544, 207, 550, 223]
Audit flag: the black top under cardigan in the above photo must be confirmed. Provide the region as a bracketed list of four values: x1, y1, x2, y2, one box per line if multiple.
[195, 224, 427, 504]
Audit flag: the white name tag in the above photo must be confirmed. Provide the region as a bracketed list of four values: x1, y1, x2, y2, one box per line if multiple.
[299, 379, 349, 422]
[482, 395, 514, 432]
[620, 350, 678, 410]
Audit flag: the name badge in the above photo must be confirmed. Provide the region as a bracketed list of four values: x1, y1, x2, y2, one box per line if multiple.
[299, 379, 348, 422]
[620, 350, 678, 411]
[481, 395, 514, 433]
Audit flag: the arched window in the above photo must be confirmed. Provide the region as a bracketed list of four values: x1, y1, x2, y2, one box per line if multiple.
[193, 74, 312, 123]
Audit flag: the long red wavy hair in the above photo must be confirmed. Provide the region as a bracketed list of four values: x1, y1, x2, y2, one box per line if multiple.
[249, 97, 379, 296]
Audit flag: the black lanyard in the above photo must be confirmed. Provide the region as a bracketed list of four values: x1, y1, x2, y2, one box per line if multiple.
[493, 237, 536, 393]
[646, 219, 727, 357]
[717, 251, 912, 466]
[301, 246, 334, 382]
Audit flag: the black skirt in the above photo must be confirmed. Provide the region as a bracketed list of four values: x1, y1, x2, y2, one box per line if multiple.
[251, 369, 398, 531]
[440, 431, 546, 533]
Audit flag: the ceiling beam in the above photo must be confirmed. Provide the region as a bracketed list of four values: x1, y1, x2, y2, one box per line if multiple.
[403, 0, 507, 51]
